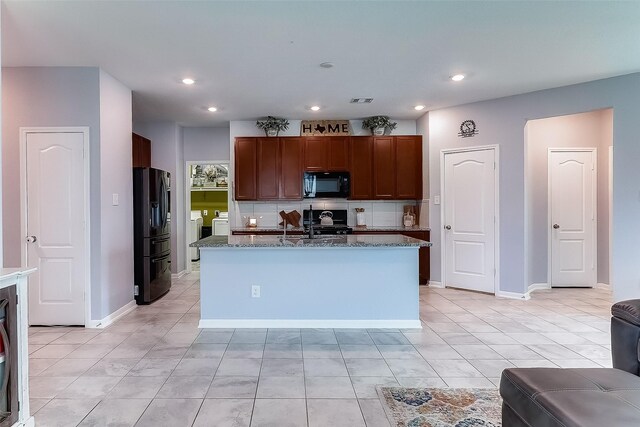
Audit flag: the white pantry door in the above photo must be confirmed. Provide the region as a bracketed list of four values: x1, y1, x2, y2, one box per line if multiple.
[549, 149, 596, 287]
[26, 131, 86, 325]
[443, 148, 496, 294]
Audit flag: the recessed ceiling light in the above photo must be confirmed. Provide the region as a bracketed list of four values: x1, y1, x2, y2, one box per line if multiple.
[319, 62, 334, 69]
[414, 105, 425, 111]
[207, 107, 218, 112]
[450, 74, 465, 82]
[182, 78, 195, 85]
[310, 105, 321, 111]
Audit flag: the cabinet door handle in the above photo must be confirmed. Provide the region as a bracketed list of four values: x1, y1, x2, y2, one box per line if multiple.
[553, 224, 560, 229]
[444, 225, 452, 230]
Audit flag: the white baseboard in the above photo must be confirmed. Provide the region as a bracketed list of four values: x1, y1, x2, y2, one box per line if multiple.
[528, 283, 549, 294]
[596, 282, 610, 288]
[427, 280, 444, 288]
[495, 290, 530, 300]
[172, 270, 188, 279]
[85, 300, 136, 329]
[198, 319, 422, 329]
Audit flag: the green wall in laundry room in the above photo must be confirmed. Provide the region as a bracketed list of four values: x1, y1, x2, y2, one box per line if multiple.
[191, 190, 228, 225]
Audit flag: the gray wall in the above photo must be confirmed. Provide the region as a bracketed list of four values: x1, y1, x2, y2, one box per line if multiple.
[98, 70, 134, 318]
[2, 67, 101, 271]
[133, 121, 186, 274]
[183, 127, 230, 161]
[526, 109, 612, 286]
[2, 66, 135, 321]
[427, 72, 640, 302]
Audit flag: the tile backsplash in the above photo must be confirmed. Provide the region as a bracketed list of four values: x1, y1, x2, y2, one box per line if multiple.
[232, 200, 422, 228]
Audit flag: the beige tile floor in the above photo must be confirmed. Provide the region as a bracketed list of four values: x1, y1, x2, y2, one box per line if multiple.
[28, 273, 613, 426]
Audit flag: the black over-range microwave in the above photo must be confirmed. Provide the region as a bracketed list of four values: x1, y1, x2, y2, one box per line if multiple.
[303, 171, 350, 198]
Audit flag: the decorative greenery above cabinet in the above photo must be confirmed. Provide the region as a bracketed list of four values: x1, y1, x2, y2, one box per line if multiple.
[234, 135, 422, 201]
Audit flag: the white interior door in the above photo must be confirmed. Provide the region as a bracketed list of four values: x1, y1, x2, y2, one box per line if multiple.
[549, 149, 596, 287]
[25, 131, 86, 325]
[443, 148, 496, 293]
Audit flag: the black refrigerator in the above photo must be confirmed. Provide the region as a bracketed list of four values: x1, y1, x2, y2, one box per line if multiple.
[133, 167, 172, 304]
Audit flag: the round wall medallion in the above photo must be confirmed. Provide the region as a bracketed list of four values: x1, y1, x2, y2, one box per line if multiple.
[458, 120, 478, 138]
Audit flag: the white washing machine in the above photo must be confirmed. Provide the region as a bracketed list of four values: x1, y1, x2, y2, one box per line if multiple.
[189, 210, 203, 261]
[213, 211, 229, 236]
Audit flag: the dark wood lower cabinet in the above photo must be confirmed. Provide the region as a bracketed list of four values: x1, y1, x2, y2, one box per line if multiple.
[352, 230, 430, 284]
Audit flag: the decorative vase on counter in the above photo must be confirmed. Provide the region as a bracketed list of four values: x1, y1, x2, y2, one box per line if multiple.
[355, 208, 366, 226]
[267, 128, 278, 137]
[373, 127, 386, 136]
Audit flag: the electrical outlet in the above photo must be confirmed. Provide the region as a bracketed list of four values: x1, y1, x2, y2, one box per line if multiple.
[251, 285, 261, 298]
[433, 195, 440, 205]
[112, 193, 119, 206]
[203, 209, 208, 216]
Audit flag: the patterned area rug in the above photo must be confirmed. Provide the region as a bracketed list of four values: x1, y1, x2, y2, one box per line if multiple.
[378, 387, 502, 427]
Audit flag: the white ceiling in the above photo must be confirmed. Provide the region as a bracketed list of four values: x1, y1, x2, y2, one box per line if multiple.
[3, 1, 640, 127]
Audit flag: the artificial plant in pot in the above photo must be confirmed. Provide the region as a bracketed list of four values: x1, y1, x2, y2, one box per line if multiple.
[362, 116, 397, 136]
[256, 116, 290, 137]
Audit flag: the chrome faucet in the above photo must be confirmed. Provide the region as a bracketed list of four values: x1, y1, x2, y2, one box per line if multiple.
[308, 204, 314, 239]
[283, 217, 287, 240]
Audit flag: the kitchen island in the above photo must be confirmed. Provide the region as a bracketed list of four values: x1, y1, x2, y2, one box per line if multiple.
[191, 234, 431, 329]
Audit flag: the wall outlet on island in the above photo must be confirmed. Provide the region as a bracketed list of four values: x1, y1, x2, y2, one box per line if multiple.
[251, 285, 261, 298]
[203, 209, 208, 216]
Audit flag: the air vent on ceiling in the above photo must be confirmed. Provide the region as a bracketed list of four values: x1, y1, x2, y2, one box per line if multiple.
[350, 98, 373, 104]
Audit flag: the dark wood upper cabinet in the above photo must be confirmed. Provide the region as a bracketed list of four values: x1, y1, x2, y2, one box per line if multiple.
[395, 136, 423, 199]
[257, 138, 280, 199]
[132, 132, 151, 168]
[349, 136, 373, 200]
[327, 137, 349, 171]
[234, 137, 303, 201]
[234, 135, 422, 201]
[304, 137, 349, 171]
[303, 138, 328, 171]
[234, 137, 257, 200]
[372, 137, 396, 199]
[280, 137, 303, 199]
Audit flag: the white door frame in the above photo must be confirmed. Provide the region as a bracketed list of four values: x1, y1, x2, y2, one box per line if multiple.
[184, 160, 230, 273]
[440, 145, 500, 294]
[547, 147, 597, 287]
[20, 127, 91, 326]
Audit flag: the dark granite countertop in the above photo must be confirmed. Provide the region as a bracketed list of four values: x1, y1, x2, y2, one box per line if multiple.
[191, 234, 432, 248]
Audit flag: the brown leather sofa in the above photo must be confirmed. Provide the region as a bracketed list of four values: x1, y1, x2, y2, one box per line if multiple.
[499, 299, 640, 426]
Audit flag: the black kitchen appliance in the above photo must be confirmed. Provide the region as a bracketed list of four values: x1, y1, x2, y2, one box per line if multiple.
[133, 167, 171, 304]
[303, 172, 350, 198]
[303, 209, 353, 235]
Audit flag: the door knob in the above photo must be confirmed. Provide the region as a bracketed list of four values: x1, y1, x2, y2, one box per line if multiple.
[26, 236, 37, 243]
[553, 224, 560, 229]
[444, 225, 452, 230]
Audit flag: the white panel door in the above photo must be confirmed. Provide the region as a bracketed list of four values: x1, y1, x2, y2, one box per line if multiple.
[549, 149, 596, 287]
[26, 132, 85, 325]
[443, 149, 496, 293]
